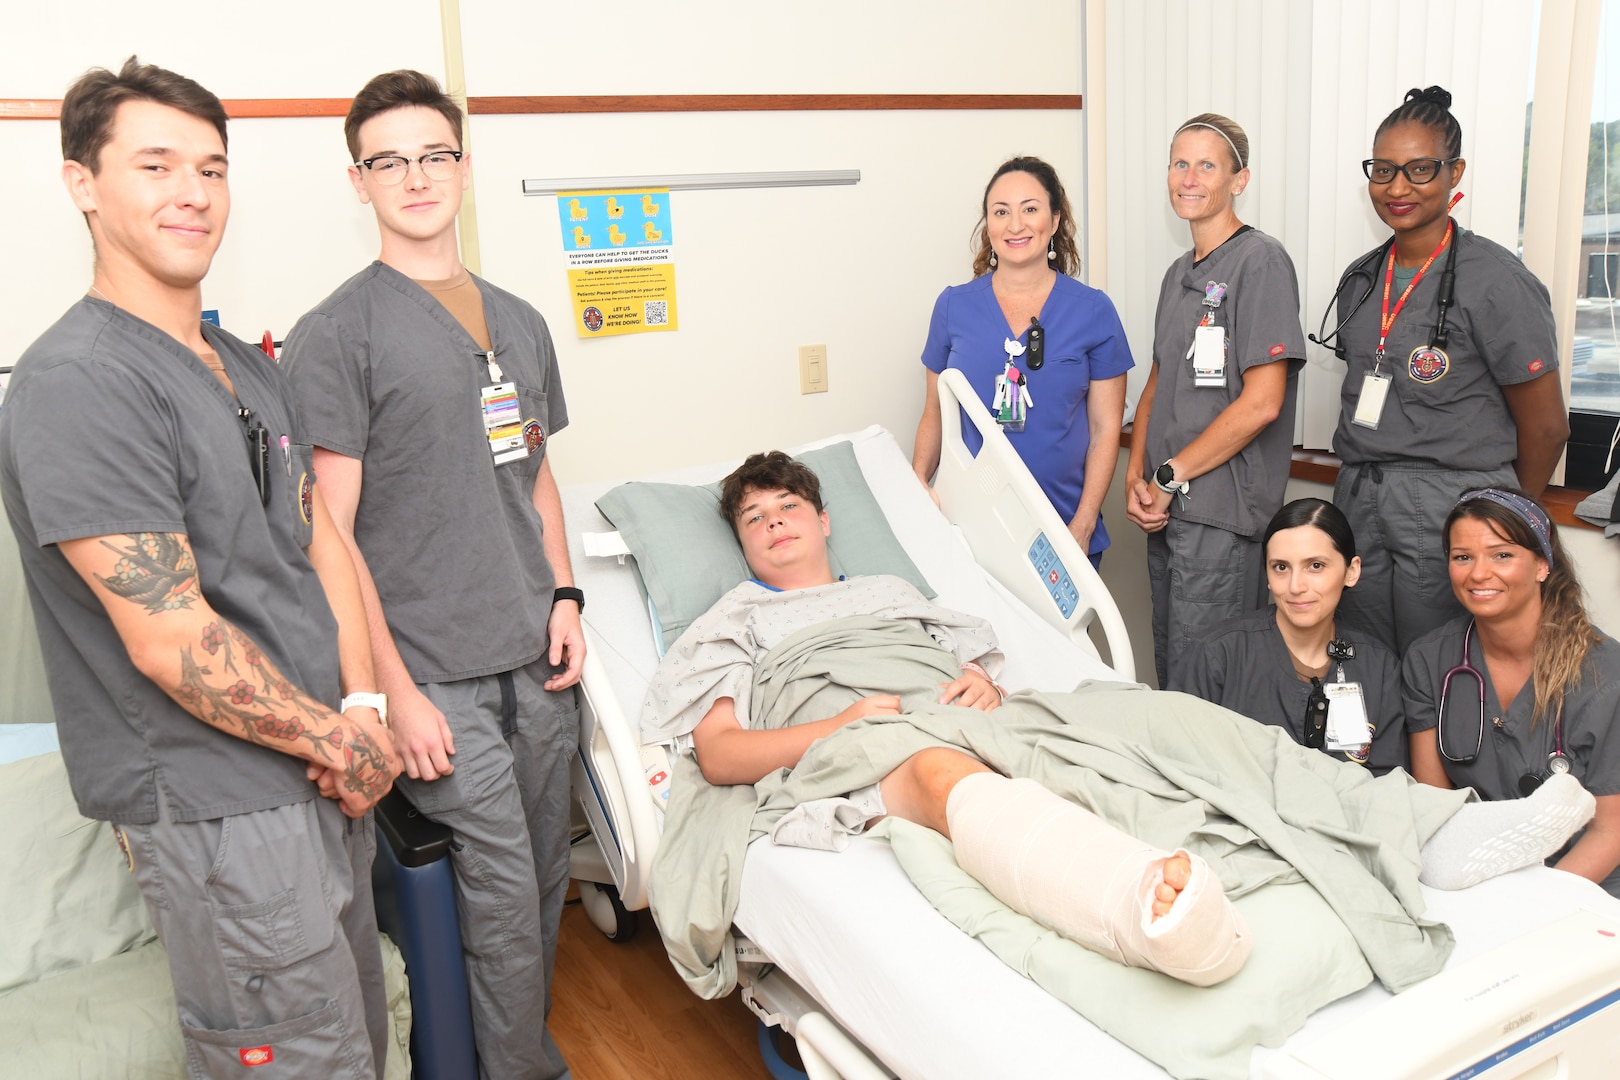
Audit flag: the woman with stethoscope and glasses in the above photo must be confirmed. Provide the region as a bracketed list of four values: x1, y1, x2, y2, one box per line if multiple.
[1316, 87, 1568, 656]
[1403, 489, 1620, 896]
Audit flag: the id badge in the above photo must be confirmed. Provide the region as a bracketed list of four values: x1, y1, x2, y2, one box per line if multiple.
[481, 381, 529, 465]
[993, 368, 1027, 432]
[1323, 682, 1370, 751]
[1351, 372, 1391, 429]
[1192, 324, 1227, 387]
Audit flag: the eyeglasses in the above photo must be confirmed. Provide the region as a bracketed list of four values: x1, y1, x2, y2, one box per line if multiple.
[1362, 157, 1460, 185]
[355, 151, 464, 186]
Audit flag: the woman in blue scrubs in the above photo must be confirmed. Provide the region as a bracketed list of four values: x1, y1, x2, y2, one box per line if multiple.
[1405, 489, 1620, 895]
[1176, 498, 1407, 774]
[913, 156, 1134, 568]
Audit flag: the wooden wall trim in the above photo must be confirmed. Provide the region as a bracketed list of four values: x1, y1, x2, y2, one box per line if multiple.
[466, 93, 1082, 114]
[2, 93, 1081, 121]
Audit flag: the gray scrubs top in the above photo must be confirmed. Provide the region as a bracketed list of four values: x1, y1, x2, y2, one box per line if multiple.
[1176, 607, 1408, 775]
[285, 263, 569, 683]
[1404, 618, 1620, 895]
[1145, 228, 1306, 539]
[1331, 229, 1559, 469]
[0, 299, 335, 824]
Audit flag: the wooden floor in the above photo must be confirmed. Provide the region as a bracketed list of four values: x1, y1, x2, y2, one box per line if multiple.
[549, 893, 777, 1080]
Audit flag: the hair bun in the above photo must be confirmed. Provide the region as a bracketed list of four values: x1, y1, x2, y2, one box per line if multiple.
[1406, 85, 1453, 109]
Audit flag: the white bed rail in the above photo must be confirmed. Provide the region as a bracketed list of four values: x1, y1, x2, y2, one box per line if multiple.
[567, 624, 661, 915]
[932, 367, 1136, 680]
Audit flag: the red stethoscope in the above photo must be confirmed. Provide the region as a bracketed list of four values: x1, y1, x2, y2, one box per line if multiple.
[1437, 620, 1570, 794]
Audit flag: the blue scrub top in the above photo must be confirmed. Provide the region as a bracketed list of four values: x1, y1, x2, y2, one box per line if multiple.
[922, 273, 1134, 555]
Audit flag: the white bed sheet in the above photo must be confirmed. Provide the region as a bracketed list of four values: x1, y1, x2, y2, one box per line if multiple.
[561, 426, 1620, 1080]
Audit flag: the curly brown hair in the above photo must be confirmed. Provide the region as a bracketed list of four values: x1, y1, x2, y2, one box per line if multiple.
[969, 156, 1079, 278]
[718, 452, 823, 536]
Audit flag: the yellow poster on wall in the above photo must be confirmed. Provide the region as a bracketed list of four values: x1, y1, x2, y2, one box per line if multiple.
[557, 188, 677, 338]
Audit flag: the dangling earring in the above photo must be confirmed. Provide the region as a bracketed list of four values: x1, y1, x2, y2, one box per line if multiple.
[989, 251, 997, 268]
[1048, 241, 1057, 261]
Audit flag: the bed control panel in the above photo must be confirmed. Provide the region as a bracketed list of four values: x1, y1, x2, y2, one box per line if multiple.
[1027, 533, 1079, 619]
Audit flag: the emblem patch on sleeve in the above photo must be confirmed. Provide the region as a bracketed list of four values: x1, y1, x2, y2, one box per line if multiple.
[1269, 343, 1286, 357]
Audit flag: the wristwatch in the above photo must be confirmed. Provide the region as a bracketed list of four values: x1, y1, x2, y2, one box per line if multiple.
[553, 586, 585, 612]
[1153, 460, 1190, 497]
[340, 691, 388, 725]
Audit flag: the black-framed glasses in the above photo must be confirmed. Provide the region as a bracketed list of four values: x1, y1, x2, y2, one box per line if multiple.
[355, 151, 464, 186]
[239, 407, 270, 507]
[1362, 157, 1460, 185]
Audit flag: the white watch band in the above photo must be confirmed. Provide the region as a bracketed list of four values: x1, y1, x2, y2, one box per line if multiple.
[340, 691, 388, 724]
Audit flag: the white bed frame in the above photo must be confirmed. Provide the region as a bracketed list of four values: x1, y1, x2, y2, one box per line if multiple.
[561, 378, 1620, 1079]
[563, 371, 1127, 1076]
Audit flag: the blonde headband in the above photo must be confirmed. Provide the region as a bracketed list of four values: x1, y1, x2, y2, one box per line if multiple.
[1176, 121, 1246, 171]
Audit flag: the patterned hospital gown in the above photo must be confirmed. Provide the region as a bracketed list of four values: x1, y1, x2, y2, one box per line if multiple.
[640, 575, 1004, 750]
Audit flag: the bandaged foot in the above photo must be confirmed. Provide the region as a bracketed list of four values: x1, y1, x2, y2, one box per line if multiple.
[945, 773, 1251, 986]
[1419, 772, 1596, 891]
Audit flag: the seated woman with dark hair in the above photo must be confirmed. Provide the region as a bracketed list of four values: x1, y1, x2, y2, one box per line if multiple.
[1173, 498, 1407, 776]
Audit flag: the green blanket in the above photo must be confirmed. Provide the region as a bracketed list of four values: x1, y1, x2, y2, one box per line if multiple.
[646, 617, 1468, 1000]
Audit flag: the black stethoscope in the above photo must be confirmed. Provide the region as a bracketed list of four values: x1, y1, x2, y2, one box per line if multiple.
[1436, 619, 1570, 795]
[1308, 218, 1461, 360]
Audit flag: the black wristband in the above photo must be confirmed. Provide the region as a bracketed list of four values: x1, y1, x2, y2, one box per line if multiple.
[552, 586, 585, 612]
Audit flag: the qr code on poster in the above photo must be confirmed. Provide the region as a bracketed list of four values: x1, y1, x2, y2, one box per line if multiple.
[644, 300, 669, 326]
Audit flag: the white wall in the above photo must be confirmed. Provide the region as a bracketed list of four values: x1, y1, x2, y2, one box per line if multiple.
[2, 1, 1083, 487]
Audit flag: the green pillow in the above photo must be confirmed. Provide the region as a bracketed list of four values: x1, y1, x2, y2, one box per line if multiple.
[0, 752, 156, 996]
[595, 440, 934, 651]
[884, 818, 1375, 1080]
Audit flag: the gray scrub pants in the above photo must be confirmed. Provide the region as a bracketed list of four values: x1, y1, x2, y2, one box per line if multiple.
[402, 655, 579, 1080]
[1147, 517, 1267, 689]
[1333, 461, 1513, 655]
[115, 793, 386, 1079]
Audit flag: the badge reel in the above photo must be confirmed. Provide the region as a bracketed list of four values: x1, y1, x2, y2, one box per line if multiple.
[994, 337, 1033, 433]
[1191, 281, 1228, 388]
[478, 352, 530, 465]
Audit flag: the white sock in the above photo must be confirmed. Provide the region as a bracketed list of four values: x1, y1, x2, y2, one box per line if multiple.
[1419, 773, 1596, 891]
[946, 773, 1251, 987]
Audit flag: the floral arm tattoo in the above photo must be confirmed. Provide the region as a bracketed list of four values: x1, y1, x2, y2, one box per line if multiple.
[93, 534, 393, 800]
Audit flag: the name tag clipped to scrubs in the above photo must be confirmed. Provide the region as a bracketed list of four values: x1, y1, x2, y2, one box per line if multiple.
[994, 339, 1032, 432]
[478, 352, 530, 465]
[1323, 682, 1370, 750]
[1191, 281, 1228, 388]
[1352, 370, 1392, 429]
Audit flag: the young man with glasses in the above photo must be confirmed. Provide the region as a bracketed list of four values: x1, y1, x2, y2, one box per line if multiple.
[0, 57, 400, 1075]
[284, 69, 581, 1079]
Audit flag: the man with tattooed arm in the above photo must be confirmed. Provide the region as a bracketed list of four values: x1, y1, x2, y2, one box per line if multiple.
[0, 59, 401, 1077]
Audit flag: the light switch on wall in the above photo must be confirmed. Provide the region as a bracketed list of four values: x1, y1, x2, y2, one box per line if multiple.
[799, 344, 828, 394]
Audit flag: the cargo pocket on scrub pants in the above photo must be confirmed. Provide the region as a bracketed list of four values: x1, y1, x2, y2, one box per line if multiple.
[181, 999, 367, 1077]
[1167, 547, 1245, 655]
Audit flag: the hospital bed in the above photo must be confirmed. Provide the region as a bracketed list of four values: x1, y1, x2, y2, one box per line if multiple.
[561, 369, 1620, 1079]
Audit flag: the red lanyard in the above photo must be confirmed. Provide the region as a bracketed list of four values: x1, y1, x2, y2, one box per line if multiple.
[1376, 220, 1453, 366]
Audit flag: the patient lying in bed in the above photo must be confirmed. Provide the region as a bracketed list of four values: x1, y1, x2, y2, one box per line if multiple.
[642, 452, 1596, 994]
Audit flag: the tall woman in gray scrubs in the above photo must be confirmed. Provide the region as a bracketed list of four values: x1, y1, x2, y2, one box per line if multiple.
[1329, 87, 1568, 654]
[1176, 499, 1407, 775]
[1405, 489, 1620, 896]
[1126, 114, 1306, 688]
